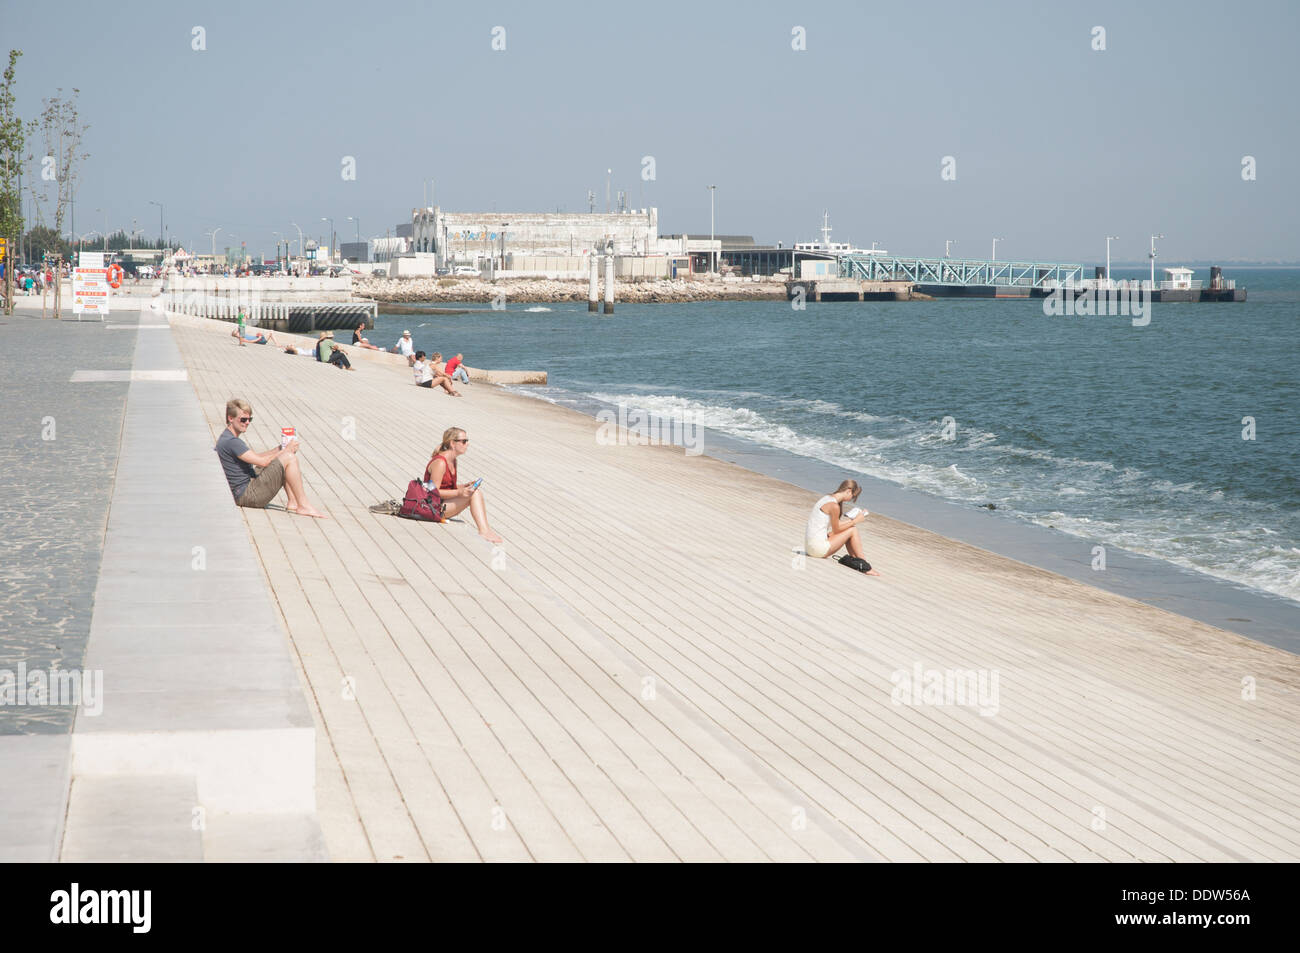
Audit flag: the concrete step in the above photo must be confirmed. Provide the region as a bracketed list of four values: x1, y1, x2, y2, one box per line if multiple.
[61, 775, 203, 862]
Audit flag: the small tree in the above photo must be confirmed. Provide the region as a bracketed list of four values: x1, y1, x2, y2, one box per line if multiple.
[36, 87, 89, 239]
[24, 224, 70, 262]
[1, 51, 24, 245]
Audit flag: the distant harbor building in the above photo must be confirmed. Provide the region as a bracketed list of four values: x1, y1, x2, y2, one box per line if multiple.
[409, 207, 662, 266]
[370, 235, 410, 263]
[339, 241, 370, 263]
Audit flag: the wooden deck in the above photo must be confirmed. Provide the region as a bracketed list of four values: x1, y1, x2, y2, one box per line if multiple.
[171, 314, 1300, 862]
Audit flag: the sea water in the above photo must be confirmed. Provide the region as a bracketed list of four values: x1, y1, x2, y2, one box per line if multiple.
[377, 268, 1300, 604]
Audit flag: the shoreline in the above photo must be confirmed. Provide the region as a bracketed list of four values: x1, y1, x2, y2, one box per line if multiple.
[503, 384, 1300, 654]
[354, 274, 787, 303]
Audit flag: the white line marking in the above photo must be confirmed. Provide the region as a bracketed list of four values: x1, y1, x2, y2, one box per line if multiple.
[70, 370, 189, 382]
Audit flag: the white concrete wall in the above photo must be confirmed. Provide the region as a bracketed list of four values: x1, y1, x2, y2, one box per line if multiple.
[412, 207, 660, 261]
[163, 275, 355, 302]
[616, 256, 671, 278]
[388, 254, 441, 277]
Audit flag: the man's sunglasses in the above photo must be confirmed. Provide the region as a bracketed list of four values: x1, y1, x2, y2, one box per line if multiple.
[238, 416, 253, 423]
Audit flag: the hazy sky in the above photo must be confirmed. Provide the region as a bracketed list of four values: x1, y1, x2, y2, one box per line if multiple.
[5, 0, 1298, 263]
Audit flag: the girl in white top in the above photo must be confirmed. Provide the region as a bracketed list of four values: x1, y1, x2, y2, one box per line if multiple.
[805, 479, 879, 573]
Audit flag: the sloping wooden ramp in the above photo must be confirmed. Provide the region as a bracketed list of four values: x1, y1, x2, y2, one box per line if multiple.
[171, 314, 1300, 863]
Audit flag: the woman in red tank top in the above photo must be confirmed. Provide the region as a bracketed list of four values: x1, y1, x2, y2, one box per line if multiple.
[424, 426, 502, 543]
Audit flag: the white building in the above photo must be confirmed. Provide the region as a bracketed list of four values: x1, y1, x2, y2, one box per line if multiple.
[410, 207, 663, 266]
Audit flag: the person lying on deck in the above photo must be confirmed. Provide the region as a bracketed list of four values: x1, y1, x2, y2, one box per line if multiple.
[282, 345, 315, 355]
[215, 398, 326, 518]
[424, 426, 501, 543]
[805, 479, 879, 574]
[233, 326, 276, 345]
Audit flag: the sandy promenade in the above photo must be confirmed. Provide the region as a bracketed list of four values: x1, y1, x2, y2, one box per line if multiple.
[170, 312, 1300, 862]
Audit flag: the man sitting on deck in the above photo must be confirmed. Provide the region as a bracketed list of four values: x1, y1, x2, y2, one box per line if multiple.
[444, 352, 470, 385]
[215, 398, 326, 518]
[390, 329, 417, 365]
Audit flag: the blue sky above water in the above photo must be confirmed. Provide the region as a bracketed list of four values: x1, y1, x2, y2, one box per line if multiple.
[5, 0, 1298, 263]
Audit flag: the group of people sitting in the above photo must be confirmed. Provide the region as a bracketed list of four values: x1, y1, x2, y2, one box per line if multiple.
[270, 326, 471, 388]
[214, 398, 502, 542]
[217, 315, 876, 567]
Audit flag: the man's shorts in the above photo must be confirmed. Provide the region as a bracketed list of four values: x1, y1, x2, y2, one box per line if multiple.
[237, 459, 286, 508]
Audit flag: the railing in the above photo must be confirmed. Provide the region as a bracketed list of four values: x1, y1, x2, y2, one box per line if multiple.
[839, 254, 1085, 288]
[164, 291, 377, 330]
[165, 291, 294, 325]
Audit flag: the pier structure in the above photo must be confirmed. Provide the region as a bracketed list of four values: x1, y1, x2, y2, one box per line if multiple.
[162, 275, 378, 332]
[840, 254, 1086, 297]
[786, 278, 916, 302]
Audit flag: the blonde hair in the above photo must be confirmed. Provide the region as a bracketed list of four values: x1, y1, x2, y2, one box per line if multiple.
[834, 479, 861, 501]
[437, 427, 465, 452]
[431, 352, 443, 362]
[225, 398, 251, 422]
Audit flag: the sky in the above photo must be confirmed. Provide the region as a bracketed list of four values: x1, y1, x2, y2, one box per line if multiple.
[4, 0, 1298, 264]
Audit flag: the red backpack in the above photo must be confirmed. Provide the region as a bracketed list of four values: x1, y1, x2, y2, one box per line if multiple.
[398, 479, 444, 522]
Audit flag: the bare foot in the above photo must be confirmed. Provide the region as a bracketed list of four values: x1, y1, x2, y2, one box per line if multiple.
[480, 530, 503, 544]
[865, 568, 881, 576]
[294, 506, 328, 519]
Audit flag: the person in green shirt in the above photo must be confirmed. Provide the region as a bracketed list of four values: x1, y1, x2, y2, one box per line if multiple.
[316, 331, 353, 370]
[236, 306, 248, 347]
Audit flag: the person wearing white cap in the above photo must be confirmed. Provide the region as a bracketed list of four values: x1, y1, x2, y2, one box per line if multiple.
[391, 330, 417, 365]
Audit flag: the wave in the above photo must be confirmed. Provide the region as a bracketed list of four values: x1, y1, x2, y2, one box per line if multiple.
[565, 388, 1300, 603]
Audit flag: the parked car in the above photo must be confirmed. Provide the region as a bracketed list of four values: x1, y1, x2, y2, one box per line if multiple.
[453, 265, 481, 277]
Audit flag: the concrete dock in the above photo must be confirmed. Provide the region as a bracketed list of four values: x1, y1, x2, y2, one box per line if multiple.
[3, 302, 1298, 862]
[787, 278, 917, 301]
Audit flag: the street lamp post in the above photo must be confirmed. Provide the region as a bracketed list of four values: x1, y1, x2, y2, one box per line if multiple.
[1105, 235, 1119, 284]
[945, 239, 953, 258]
[992, 237, 1003, 262]
[149, 200, 164, 249]
[209, 226, 222, 260]
[708, 184, 717, 275]
[291, 222, 304, 268]
[321, 217, 335, 263]
[1149, 233, 1164, 290]
[347, 216, 361, 263]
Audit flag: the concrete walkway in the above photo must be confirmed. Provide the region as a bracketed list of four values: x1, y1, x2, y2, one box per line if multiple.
[0, 304, 135, 860]
[168, 312, 1300, 862]
[0, 302, 325, 861]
